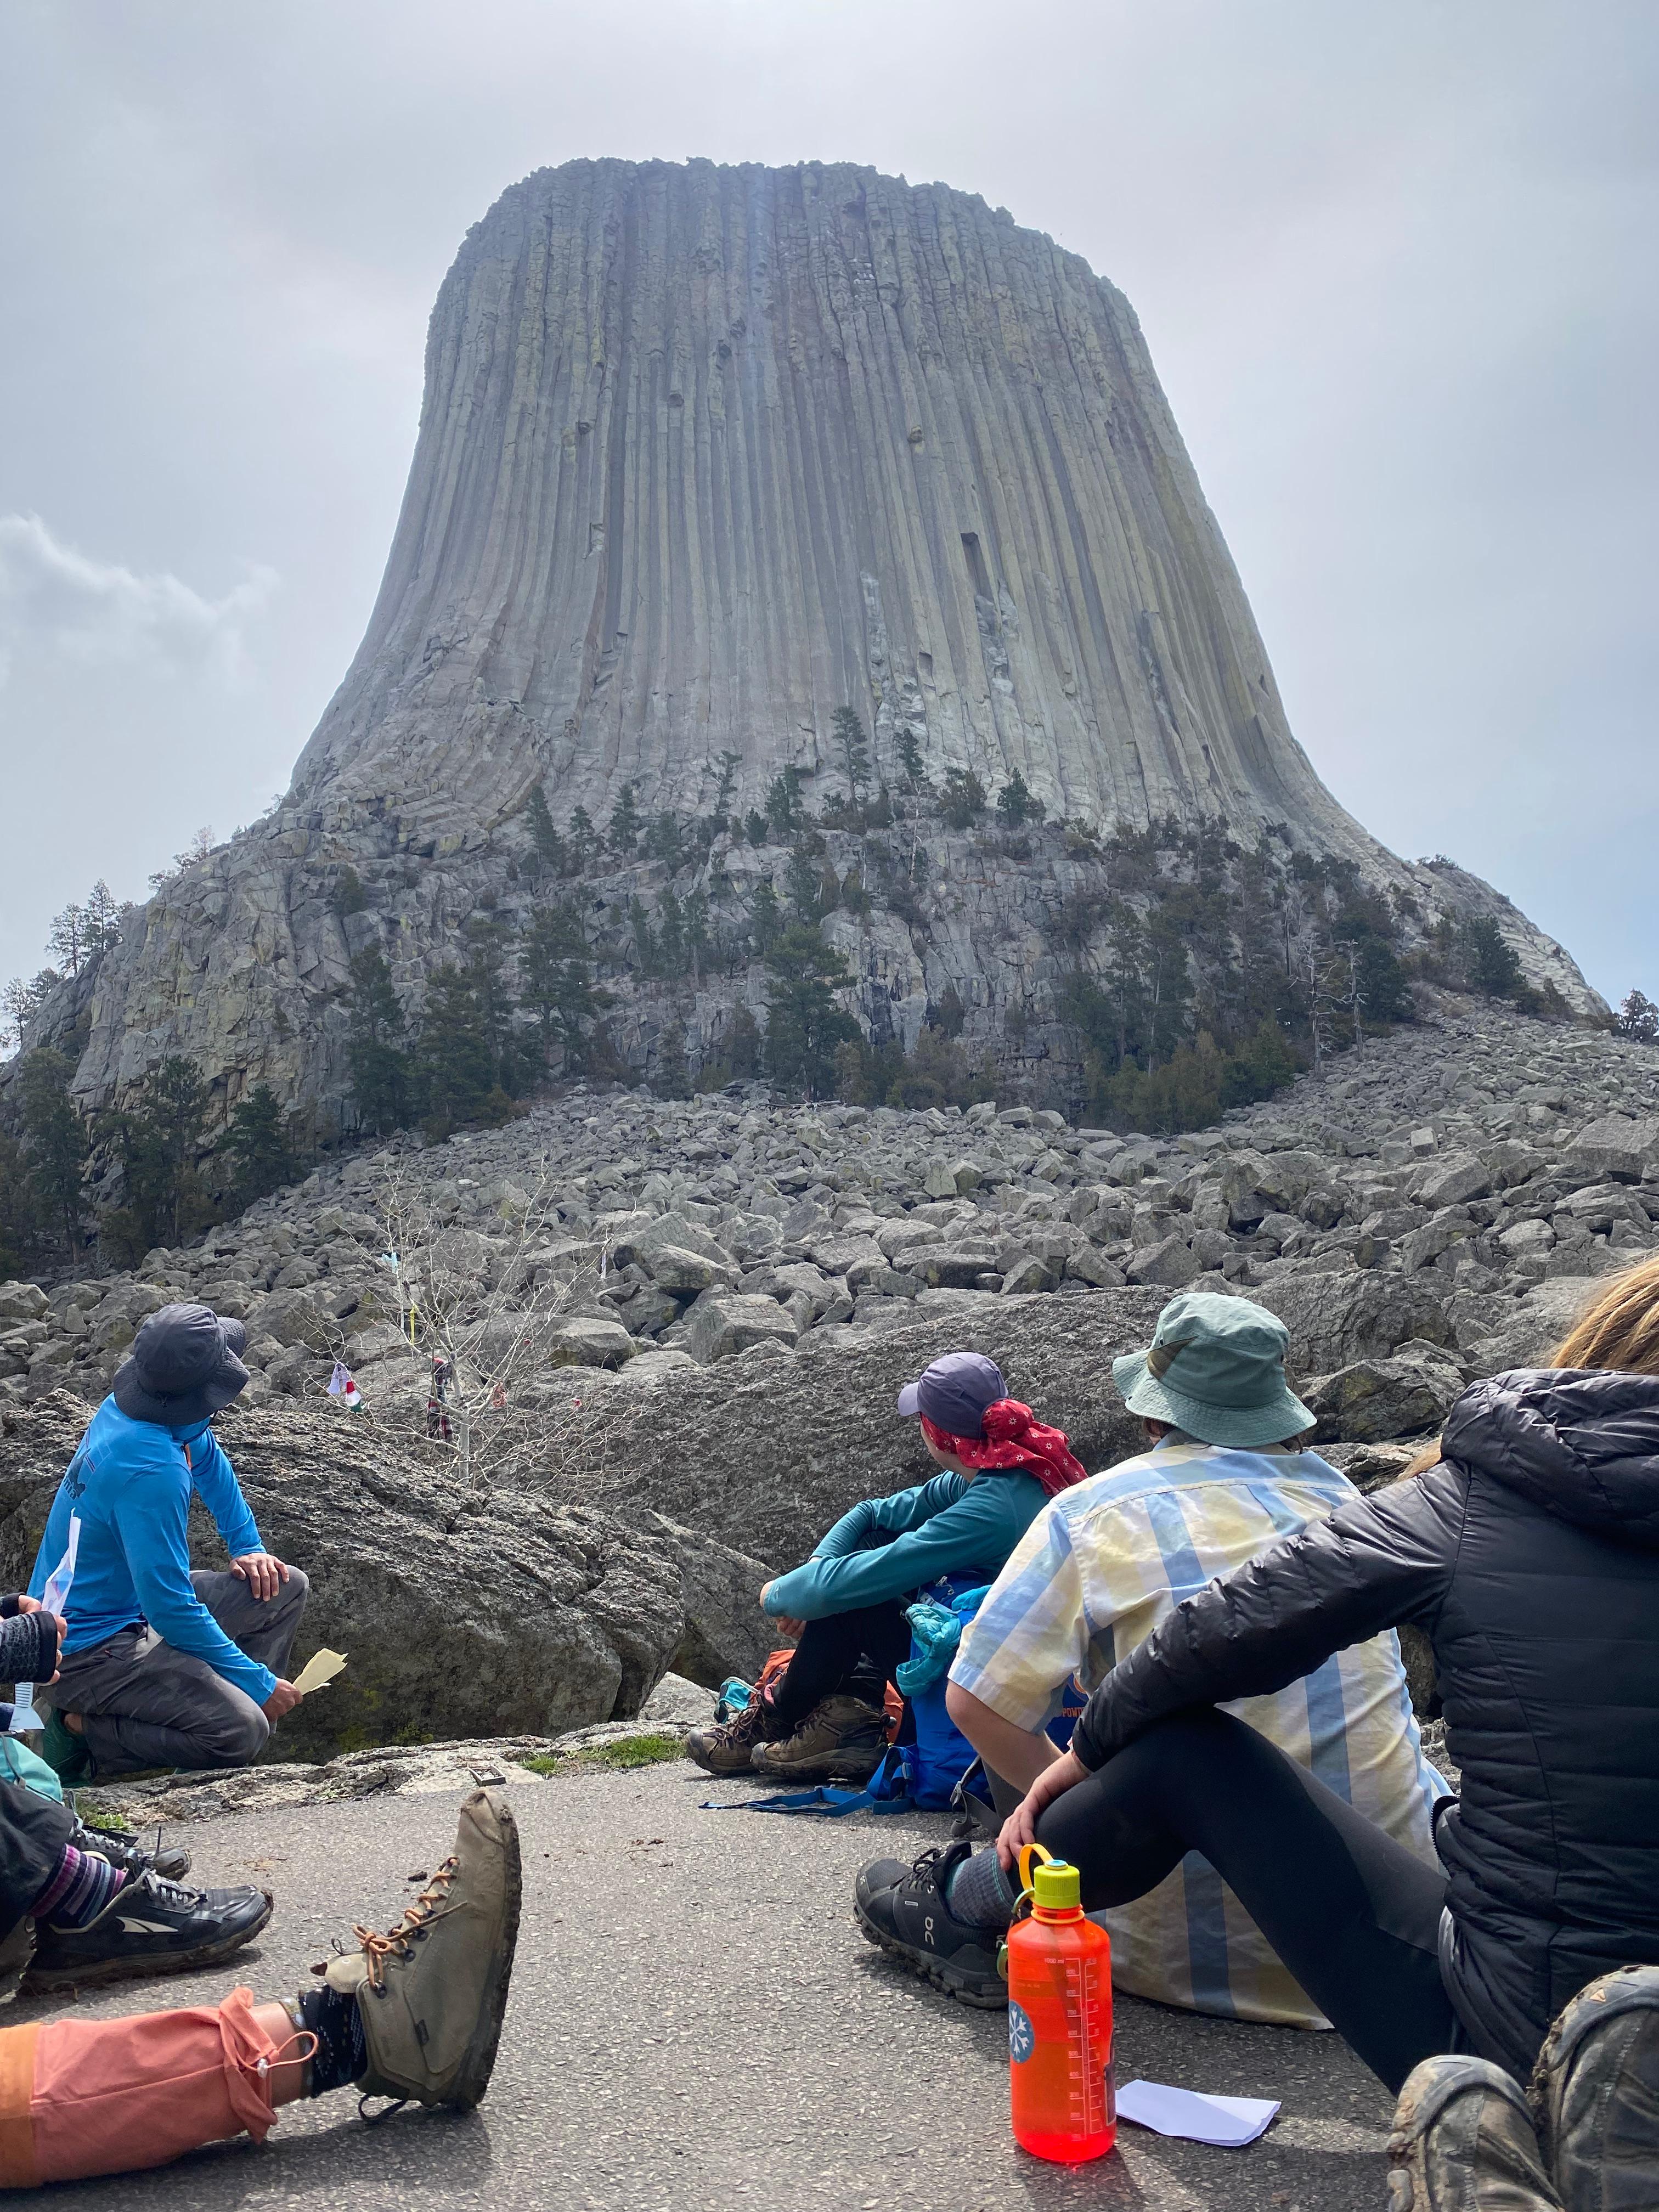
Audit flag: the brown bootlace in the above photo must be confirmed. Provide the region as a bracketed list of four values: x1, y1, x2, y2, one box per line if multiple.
[352, 1851, 464, 1989]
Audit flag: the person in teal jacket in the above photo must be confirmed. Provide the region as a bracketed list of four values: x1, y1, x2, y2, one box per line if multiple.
[687, 1351, 1088, 1782]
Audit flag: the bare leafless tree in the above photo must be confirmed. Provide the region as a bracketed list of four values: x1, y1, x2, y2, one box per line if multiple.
[368, 1159, 615, 1489]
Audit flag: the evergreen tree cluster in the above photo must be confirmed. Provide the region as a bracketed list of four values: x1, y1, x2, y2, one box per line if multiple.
[2, 881, 128, 1052]
[1045, 821, 1417, 1134]
[0, 1049, 303, 1278]
[345, 904, 620, 1142]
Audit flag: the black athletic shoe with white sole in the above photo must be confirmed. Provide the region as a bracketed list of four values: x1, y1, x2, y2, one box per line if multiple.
[26, 1870, 274, 1990]
[854, 1840, 1006, 2008]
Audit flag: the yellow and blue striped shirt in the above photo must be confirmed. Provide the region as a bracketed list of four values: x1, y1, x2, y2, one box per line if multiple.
[949, 1438, 1449, 2028]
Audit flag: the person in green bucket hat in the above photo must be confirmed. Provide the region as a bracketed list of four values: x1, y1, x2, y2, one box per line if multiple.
[854, 1289, 1446, 2032]
[1110, 1291, 1316, 1448]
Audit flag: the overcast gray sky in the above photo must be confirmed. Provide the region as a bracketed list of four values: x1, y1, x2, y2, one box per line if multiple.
[2, 0, 1653, 1014]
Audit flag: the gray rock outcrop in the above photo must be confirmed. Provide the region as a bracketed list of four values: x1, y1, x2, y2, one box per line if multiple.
[548, 1287, 1163, 1567]
[0, 1394, 774, 1757]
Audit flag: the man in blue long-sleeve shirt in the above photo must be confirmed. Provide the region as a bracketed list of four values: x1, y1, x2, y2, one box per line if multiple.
[31, 1304, 310, 1784]
[688, 1351, 1086, 1783]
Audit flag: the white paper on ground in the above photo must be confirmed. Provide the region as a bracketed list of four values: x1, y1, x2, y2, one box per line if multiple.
[1115, 2079, 1280, 2147]
[292, 1648, 348, 1695]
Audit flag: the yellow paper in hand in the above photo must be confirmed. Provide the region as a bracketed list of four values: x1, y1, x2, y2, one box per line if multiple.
[292, 1648, 348, 1696]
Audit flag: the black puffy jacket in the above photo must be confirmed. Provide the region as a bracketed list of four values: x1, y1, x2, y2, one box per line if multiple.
[1071, 1369, 1659, 2080]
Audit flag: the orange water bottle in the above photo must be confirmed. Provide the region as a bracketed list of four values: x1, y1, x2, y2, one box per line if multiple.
[1005, 1847, 1115, 2163]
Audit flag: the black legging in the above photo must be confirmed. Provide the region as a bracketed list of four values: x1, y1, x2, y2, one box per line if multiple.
[767, 1602, 911, 1733]
[1034, 1709, 1455, 2092]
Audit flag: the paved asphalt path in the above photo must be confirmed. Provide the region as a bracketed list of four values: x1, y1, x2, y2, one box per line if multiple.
[8, 1762, 1396, 2210]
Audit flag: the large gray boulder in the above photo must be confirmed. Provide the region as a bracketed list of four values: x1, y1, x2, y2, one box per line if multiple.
[546, 1315, 639, 1368]
[1461, 1276, 1604, 1378]
[680, 1294, 799, 1364]
[1255, 1273, 1455, 1381]
[1125, 1235, 1200, 1290]
[0, 1395, 773, 1760]
[546, 1288, 1165, 1567]
[1573, 1113, 1659, 1168]
[1304, 1348, 1466, 1444]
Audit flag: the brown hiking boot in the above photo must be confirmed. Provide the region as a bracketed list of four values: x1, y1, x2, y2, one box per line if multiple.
[686, 1691, 780, 1776]
[323, 1787, 521, 2111]
[751, 1694, 890, 1784]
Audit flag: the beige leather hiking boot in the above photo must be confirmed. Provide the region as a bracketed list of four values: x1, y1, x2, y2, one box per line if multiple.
[751, 1694, 890, 1783]
[324, 1787, 522, 2109]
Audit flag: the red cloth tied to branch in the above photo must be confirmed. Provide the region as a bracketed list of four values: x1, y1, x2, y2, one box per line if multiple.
[919, 1400, 1088, 1498]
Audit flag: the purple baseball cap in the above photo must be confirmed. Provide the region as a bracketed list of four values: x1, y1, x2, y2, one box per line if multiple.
[896, 1351, 1008, 1439]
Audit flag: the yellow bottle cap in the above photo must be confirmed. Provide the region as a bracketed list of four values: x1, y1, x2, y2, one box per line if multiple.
[1031, 1858, 1081, 1910]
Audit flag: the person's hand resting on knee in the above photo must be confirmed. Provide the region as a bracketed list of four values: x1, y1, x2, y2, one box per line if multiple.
[997, 1746, 1089, 1871]
[758, 1581, 804, 1639]
[232, 1552, 292, 1602]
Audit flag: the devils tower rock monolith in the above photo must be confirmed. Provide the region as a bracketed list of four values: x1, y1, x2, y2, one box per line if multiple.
[26, 157, 1597, 1130]
[294, 158, 1364, 850]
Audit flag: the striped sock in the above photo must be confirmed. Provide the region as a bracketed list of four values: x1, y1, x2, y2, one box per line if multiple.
[31, 1846, 126, 1928]
[944, 1846, 1017, 1929]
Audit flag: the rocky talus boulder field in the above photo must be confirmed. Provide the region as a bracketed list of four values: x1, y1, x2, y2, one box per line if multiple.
[3, 998, 1655, 1753]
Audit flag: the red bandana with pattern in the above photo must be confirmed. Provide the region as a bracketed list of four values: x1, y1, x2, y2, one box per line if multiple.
[919, 1400, 1088, 1498]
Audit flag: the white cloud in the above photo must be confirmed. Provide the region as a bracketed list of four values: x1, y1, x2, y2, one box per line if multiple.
[0, 512, 276, 687]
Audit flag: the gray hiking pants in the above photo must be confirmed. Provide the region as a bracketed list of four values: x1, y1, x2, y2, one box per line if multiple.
[52, 1566, 310, 1778]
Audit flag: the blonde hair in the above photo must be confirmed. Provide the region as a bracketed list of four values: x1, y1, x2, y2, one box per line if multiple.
[1549, 1255, 1659, 1376]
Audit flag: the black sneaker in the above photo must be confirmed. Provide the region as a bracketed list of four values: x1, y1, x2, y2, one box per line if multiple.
[71, 1817, 192, 1883]
[26, 1870, 274, 1991]
[854, 1840, 1007, 2008]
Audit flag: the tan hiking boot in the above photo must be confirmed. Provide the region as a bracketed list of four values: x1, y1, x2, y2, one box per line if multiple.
[686, 1691, 780, 1776]
[1387, 2055, 1563, 2211]
[324, 1787, 521, 2110]
[751, 1694, 890, 1784]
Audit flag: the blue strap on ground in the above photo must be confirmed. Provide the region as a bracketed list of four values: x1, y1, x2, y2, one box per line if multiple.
[700, 1743, 914, 1816]
[698, 1782, 914, 1816]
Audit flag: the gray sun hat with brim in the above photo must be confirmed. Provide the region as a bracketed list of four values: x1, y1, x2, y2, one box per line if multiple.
[1111, 1290, 1314, 1449]
[113, 1302, 250, 1427]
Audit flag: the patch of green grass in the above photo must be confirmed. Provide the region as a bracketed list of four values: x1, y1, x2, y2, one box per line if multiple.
[520, 1731, 686, 1779]
[591, 1732, 684, 1769]
[76, 1798, 133, 1833]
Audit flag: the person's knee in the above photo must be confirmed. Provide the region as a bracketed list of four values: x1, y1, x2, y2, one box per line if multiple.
[199, 1702, 269, 1767]
[277, 1564, 309, 1613]
[944, 1678, 981, 1746]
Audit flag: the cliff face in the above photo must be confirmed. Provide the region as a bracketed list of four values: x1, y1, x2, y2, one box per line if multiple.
[19, 159, 1599, 1126]
[292, 157, 1370, 851]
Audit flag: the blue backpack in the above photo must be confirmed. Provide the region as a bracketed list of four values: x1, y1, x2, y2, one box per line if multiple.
[889, 1577, 989, 1809]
